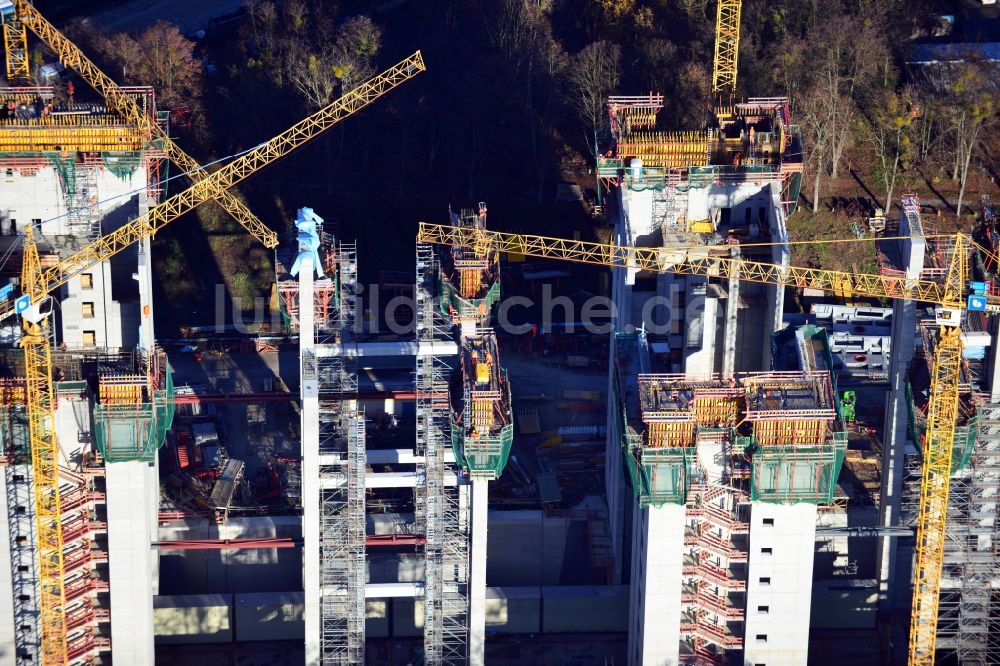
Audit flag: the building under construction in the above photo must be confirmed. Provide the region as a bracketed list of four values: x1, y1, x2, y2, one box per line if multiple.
[0, 34, 171, 665]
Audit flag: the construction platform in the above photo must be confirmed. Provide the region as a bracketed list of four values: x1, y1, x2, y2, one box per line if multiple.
[616, 342, 847, 507]
[450, 329, 514, 480]
[437, 203, 500, 326]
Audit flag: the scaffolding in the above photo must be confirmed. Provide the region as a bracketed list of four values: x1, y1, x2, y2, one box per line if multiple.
[317, 406, 366, 665]
[930, 401, 1000, 663]
[416, 242, 470, 664]
[61, 154, 102, 244]
[4, 401, 38, 662]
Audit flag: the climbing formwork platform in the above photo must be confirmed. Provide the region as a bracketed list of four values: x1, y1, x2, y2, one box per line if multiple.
[92, 348, 175, 463]
[450, 330, 513, 481]
[274, 225, 341, 335]
[0, 86, 153, 151]
[438, 203, 500, 326]
[600, 94, 802, 212]
[739, 372, 847, 505]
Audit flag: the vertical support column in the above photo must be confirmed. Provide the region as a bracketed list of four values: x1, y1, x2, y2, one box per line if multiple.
[627, 504, 685, 666]
[299, 256, 321, 666]
[137, 234, 161, 600]
[722, 247, 740, 375]
[468, 478, 488, 666]
[105, 461, 155, 666]
[743, 502, 817, 665]
[877, 226, 924, 613]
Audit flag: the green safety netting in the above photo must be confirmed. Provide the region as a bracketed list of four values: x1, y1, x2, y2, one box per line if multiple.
[438, 269, 500, 321]
[786, 172, 803, 215]
[905, 381, 978, 475]
[101, 151, 142, 179]
[451, 422, 514, 481]
[450, 370, 514, 480]
[614, 367, 694, 506]
[44, 151, 77, 196]
[748, 432, 848, 505]
[93, 365, 175, 463]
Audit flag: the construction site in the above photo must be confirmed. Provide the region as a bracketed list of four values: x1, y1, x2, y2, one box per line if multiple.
[2, 0, 1000, 665]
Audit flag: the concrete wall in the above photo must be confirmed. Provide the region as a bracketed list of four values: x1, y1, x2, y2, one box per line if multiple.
[154, 594, 232, 644]
[744, 503, 817, 666]
[486, 510, 569, 586]
[153, 586, 628, 642]
[106, 461, 158, 665]
[628, 503, 685, 666]
[234, 592, 304, 641]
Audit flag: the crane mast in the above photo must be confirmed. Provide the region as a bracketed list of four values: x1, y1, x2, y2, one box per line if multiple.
[20, 227, 68, 664]
[712, 0, 742, 95]
[10, 0, 278, 248]
[1, 2, 28, 82]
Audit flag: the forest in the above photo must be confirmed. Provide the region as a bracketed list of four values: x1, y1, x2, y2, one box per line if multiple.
[47, 0, 1000, 327]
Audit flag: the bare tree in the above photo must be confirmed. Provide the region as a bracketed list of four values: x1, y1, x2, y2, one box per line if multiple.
[940, 60, 995, 217]
[804, 17, 887, 179]
[94, 22, 204, 111]
[485, 0, 567, 201]
[568, 41, 621, 157]
[861, 89, 913, 210]
[799, 84, 835, 213]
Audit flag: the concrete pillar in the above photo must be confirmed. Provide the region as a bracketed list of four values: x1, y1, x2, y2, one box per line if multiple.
[299, 256, 321, 666]
[722, 247, 740, 375]
[743, 502, 817, 665]
[876, 229, 924, 611]
[105, 461, 157, 666]
[684, 285, 718, 375]
[468, 478, 488, 665]
[606, 193, 633, 583]
[627, 503, 685, 666]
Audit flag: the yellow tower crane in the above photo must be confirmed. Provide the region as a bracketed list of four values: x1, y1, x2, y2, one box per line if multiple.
[10, 0, 277, 247]
[416, 222, 977, 665]
[712, 0, 742, 95]
[1, 3, 28, 82]
[8, 52, 424, 665]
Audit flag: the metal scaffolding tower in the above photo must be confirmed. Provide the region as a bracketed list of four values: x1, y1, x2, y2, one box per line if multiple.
[62, 157, 102, 246]
[415, 243, 470, 664]
[317, 403, 366, 664]
[315, 240, 365, 662]
[928, 401, 1000, 662]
